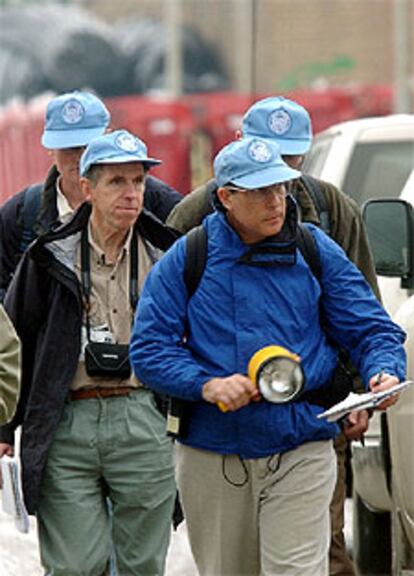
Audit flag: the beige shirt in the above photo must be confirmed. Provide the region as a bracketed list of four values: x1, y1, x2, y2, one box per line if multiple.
[71, 222, 153, 390]
[0, 305, 21, 424]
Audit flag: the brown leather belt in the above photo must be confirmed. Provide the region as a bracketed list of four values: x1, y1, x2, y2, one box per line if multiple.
[70, 386, 137, 401]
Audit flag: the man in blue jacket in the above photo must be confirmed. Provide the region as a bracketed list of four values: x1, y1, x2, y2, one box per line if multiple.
[130, 136, 406, 576]
[167, 96, 377, 575]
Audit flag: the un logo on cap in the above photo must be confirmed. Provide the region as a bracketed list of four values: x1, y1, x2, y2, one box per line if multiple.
[62, 100, 85, 125]
[248, 140, 272, 163]
[115, 132, 139, 153]
[268, 109, 292, 135]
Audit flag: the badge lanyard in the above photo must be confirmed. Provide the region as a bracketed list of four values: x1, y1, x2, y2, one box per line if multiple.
[80, 226, 138, 342]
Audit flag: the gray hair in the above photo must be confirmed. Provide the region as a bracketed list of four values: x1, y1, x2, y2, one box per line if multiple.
[83, 163, 149, 187]
[82, 164, 106, 187]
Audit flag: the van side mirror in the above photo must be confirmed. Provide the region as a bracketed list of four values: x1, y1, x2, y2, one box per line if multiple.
[362, 199, 414, 289]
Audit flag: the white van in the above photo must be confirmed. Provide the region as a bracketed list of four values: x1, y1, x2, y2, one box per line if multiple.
[304, 115, 414, 575]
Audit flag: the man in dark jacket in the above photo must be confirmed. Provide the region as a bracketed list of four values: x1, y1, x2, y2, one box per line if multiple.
[166, 96, 378, 575]
[0, 129, 179, 575]
[0, 90, 182, 301]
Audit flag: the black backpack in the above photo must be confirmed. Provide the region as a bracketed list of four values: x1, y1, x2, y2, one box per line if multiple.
[19, 183, 43, 254]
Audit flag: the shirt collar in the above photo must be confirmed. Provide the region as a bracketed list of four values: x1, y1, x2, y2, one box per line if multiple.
[87, 219, 133, 266]
[56, 177, 75, 224]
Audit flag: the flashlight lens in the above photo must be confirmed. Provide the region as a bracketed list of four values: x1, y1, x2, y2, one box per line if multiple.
[258, 358, 303, 403]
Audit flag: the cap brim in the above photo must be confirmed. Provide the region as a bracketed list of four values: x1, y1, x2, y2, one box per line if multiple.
[41, 126, 107, 149]
[80, 154, 162, 176]
[93, 155, 162, 168]
[277, 138, 312, 156]
[230, 165, 301, 189]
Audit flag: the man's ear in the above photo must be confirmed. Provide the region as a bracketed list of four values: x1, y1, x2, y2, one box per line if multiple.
[216, 187, 232, 211]
[80, 177, 92, 202]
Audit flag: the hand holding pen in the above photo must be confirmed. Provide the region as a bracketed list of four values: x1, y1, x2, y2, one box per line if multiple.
[368, 370, 400, 410]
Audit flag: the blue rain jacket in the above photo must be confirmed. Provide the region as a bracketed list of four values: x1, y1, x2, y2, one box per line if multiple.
[130, 211, 406, 459]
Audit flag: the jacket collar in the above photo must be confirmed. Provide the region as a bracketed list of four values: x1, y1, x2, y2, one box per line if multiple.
[37, 165, 60, 235]
[30, 202, 180, 263]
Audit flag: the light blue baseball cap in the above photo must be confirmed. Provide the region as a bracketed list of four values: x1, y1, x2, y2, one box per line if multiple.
[242, 97, 313, 155]
[41, 91, 110, 150]
[214, 136, 301, 189]
[80, 129, 162, 177]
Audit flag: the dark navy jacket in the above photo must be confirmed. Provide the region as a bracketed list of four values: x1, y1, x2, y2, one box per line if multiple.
[0, 203, 179, 513]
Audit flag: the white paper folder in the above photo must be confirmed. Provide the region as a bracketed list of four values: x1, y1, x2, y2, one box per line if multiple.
[1, 454, 30, 533]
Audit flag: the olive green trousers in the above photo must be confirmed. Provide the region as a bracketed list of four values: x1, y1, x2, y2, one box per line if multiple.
[37, 390, 175, 576]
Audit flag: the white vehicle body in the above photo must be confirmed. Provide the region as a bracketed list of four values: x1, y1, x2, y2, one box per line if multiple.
[304, 115, 414, 575]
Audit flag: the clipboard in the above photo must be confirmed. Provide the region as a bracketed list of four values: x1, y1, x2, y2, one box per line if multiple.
[316, 380, 412, 423]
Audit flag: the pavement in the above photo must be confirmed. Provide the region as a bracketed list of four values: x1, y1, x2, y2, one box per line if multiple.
[0, 500, 353, 575]
[0, 511, 198, 575]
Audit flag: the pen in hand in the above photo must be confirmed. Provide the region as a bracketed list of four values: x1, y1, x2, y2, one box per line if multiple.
[374, 370, 384, 388]
[369, 369, 402, 411]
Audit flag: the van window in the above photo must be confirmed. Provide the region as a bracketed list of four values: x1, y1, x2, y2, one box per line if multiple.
[302, 135, 334, 177]
[343, 142, 414, 206]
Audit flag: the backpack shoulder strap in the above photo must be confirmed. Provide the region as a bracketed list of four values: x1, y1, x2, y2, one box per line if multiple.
[20, 183, 43, 253]
[184, 225, 208, 298]
[300, 174, 331, 236]
[296, 223, 322, 285]
[184, 223, 320, 295]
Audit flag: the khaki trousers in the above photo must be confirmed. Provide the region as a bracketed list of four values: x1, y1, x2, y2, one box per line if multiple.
[176, 440, 336, 576]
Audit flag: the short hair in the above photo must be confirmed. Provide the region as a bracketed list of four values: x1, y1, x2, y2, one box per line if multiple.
[83, 164, 106, 187]
[213, 187, 227, 212]
[83, 163, 149, 187]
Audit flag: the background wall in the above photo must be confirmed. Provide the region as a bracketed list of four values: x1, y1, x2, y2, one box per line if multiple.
[86, 0, 400, 92]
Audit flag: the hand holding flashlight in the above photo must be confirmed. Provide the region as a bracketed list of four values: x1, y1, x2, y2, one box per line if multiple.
[203, 345, 304, 412]
[202, 374, 260, 412]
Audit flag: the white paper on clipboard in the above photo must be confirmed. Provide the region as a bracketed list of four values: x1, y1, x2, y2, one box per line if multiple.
[316, 380, 412, 423]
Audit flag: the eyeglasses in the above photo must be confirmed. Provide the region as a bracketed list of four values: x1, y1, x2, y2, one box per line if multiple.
[225, 184, 288, 203]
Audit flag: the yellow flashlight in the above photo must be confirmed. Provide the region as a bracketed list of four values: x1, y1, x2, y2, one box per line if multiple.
[217, 345, 305, 411]
[248, 345, 305, 404]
